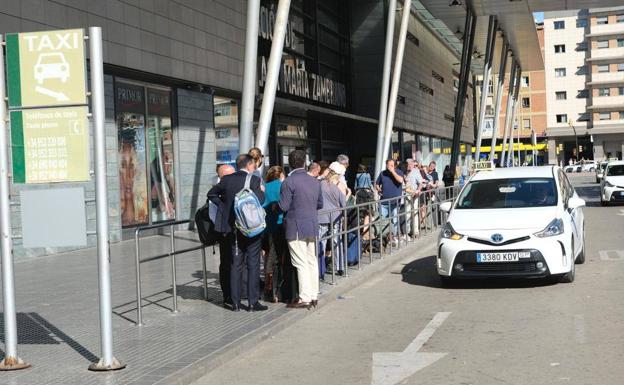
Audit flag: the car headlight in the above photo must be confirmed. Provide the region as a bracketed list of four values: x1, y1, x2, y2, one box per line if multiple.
[534, 218, 564, 238]
[441, 222, 463, 240]
[605, 180, 614, 188]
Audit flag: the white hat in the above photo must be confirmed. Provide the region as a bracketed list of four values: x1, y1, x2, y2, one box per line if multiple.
[329, 161, 346, 176]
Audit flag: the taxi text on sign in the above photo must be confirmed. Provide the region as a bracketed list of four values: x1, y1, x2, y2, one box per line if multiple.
[10, 107, 90, 184]
[6, 29, 87, 108]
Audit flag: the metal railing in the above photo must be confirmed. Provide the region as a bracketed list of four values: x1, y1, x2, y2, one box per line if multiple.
[315, 184, 460, 284]
[134, 219, 208, 326]
[132, 184, 461, 325]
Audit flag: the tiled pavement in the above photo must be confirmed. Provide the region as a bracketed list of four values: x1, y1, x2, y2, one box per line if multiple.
[0, 230, 432, 385]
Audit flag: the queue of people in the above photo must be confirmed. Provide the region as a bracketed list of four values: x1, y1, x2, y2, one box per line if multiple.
[205, 147, 452, 312]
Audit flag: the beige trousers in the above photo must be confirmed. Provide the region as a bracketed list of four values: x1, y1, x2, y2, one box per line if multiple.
[288, 236, 319, 303]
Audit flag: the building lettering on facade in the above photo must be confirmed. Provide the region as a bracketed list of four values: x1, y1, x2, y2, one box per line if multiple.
[257, 2, 347, 109]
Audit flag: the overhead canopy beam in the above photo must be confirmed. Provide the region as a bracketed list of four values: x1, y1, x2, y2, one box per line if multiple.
[449, 4, 477, 179]
[489, 38, 509, 163]
[475, 15, 497, 162]
[374, 0, 397, 179]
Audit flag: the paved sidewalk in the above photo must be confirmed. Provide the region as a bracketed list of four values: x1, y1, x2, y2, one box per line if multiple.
[0, 230, 435, 385]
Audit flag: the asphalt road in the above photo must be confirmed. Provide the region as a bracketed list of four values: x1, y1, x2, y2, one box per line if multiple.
[195, 173, 624, 385]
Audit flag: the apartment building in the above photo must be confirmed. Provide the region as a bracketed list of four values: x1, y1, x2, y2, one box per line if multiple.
[545, 7, 624, 164]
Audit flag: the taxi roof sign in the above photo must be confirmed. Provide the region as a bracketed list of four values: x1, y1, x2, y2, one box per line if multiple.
[473, 160, 494, 171]
[608, 157, 619, 162]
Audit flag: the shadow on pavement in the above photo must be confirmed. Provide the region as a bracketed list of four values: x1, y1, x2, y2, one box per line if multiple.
[399, 255, 557, 289]
[0, 312, 98, 363]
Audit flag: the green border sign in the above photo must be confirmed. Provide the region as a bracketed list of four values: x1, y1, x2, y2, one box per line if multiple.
[6, 29, 87, 108]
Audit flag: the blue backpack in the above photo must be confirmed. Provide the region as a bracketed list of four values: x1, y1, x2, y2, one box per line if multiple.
[234, 174, 266, 237]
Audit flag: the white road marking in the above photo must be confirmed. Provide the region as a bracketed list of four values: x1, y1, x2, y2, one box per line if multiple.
[599, 250, 624, 261]
[617, 210, 624, 216]
[372, 312, 451, 385]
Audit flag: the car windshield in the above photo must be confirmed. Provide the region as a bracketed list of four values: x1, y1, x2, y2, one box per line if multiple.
[456, 177, 558, 209]
[607, 165, 624, 176]
[39, 53, 64, 64]
[600, 163, 608, 170]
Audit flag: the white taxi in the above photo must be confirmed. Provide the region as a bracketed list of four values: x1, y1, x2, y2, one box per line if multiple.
[438, 166, 585, 284]
[600, 160, 624, 206]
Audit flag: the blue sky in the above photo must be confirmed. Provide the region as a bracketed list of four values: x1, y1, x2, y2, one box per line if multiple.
[533, 12, 544, 23]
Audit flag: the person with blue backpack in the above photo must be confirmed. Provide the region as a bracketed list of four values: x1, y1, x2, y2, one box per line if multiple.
[208, 154, 267, 312]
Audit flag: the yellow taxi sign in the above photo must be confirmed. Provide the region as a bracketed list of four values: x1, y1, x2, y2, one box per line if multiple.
[473, 160, 494, 171]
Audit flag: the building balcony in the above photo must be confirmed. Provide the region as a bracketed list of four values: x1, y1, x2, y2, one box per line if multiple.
[589, 47, 624, 61]
[591, 95, 624, 107]
[590, 71, 624, 84]
[588, 23, 624, 37]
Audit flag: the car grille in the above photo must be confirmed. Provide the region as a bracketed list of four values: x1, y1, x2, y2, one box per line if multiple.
[462, 262, 537, 273]
[467, 236, 530, 247]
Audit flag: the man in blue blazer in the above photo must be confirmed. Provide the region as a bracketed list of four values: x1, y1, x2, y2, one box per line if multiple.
[208, 154, 267, 312]
[279, 150, 323, 308]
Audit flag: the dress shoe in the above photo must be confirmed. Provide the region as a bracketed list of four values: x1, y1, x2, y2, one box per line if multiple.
[231, 302, 244, 312]
[223, 298, 234, 309]
[311, 299, 318, 308]
[249, 302, 268, 312]
[287, 299, 311, 309]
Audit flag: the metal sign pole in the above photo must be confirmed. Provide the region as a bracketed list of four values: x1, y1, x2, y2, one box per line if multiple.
[0, 34, 30, 372]
[87, 27, 125, 372]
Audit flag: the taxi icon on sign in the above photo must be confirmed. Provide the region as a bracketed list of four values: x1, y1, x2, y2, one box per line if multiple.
[34, 53, 70, 84]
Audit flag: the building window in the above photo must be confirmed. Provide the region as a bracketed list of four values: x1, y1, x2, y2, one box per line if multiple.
[554, 44, 566, 53]
[521, 76, 530, 87]
[522, 97, 530, 108]
[522, 119, 531, 129]
[620, 111, 624, 119]
[576, 65, 587, 75]
[618, 38, 624, 47]
[618, 14, 624, 23]
[578, 89, 589, 98]
[577, 42, 588, 51]
[556, 114, 568, 123]
[554, 20, 565, 29]
[618, 63, 624, 72]
[597, 16, 608, 25]
[214, 96, 240, 166]
[619, 87, 624, 96]
[407, 31, 419, 46]
[432, 70, 444, 83]
[597, 40, 610, 49]
[598, 88, 610, 96]
[578, 113, 590, 122]
[597, 64, 610, 73]
[556, 91, 567, 100]
[555, 68, 566, 77]
[419, 82, 434, 96]
[576, 19, 588, 28]
[599, 112, 611, 120]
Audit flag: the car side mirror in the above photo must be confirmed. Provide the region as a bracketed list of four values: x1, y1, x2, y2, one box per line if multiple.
[440, 201, 452, 213]
[568, 197, 586, 210]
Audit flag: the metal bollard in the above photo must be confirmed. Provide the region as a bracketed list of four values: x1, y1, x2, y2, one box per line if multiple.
[170, 227, 178, 313]
[356, 205, 361, 269]
[342, 210, 348, 277]
[134, 230, 143, 326]
[201, 247, 208, 300]
[330, 214, 336, 284]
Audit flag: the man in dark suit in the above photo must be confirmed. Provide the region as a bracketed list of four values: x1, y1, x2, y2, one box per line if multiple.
[208, 154, 267, 312]
[279, 150, 323, 308]
[208, 164, 235, 308]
